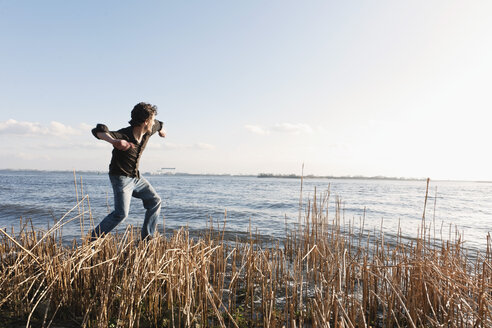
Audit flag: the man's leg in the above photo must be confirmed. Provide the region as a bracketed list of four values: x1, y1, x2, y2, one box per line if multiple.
[132, 177, 161, 239]
[91, 175, 134, 239]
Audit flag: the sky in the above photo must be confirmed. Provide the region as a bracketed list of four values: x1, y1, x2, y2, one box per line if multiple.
[1, 1, 491, 180]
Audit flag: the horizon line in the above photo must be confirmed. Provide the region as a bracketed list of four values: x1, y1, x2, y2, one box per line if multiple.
[0, 168, 489, 183]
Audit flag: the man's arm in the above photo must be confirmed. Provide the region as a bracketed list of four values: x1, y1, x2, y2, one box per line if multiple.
[96, 132, 134, 151]
[92, 124, 134, 151]
[152, 120, 166, 138]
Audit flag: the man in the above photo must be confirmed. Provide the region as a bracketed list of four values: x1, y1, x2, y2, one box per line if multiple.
[90, 102, 166, 240]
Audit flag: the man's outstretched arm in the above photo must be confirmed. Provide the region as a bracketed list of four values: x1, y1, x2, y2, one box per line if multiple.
[151, 120, 166, 138]
[92, 124, 134, 151]
[96, 132, 134, 151]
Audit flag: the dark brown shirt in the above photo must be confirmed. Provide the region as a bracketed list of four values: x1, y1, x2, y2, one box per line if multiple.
[92, 120, 163, 178]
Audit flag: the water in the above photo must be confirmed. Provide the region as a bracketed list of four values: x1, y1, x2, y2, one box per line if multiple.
[0, 170, 491, 253]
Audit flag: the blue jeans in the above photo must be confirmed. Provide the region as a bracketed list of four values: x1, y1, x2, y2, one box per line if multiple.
[91, 175, 162, 240]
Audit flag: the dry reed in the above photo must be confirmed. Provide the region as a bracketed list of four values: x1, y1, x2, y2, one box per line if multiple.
[0, 181, 490, 327]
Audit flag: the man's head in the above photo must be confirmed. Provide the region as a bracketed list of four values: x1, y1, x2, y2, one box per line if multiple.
[129, 102, 158, 128]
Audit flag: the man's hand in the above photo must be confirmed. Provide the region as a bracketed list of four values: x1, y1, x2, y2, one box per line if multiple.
[113, 139, 134, 151]
[158, 129, 166, 138]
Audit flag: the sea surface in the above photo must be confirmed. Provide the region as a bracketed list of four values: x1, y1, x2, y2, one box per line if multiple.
[0, 170, 491, 253]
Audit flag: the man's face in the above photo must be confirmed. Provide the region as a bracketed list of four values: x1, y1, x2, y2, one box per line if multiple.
[145, 114, 155, 134]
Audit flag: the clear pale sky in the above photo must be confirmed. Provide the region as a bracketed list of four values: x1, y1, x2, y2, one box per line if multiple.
[1, 1, 491, 180]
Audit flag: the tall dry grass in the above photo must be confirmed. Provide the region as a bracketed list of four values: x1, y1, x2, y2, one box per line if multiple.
[0, 179, 490, 327]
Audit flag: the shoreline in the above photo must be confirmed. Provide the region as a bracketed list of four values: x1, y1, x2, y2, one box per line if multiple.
[2, 168, 488, 183]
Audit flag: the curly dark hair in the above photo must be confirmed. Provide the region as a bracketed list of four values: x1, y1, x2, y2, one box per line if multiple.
[129, 102, 158, 127]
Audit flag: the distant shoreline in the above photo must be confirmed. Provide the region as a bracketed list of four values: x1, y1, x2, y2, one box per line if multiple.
[256, 173, 426, 181]
[1, 168, 489, 183]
